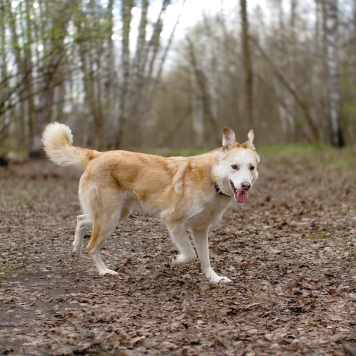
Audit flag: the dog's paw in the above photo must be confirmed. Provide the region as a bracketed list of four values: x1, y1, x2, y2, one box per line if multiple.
[169, 254, 196, 267]
[207, 275, 232, 283]
[71, 247, 82, 258]
[99, 269, 119, 277]
[215, 276, 232, 283]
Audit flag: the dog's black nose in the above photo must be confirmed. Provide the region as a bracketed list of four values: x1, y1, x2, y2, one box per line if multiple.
[241, 182, 251, 191]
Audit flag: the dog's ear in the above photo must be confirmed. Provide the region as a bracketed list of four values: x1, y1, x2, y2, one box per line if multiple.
[245, 129, 255, 150]
[222, 128, 237, 150]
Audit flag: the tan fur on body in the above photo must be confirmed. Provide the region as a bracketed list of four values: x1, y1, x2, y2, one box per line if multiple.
[42, 123, 260, 283]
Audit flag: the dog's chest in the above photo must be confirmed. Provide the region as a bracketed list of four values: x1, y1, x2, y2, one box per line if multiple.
[187, 195, 231, 227]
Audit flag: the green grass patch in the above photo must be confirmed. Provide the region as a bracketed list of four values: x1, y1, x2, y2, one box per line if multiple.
[319, 232, 329, 238]
[1, 199, 24, 207]
[323, 156, 354, 168]
[0, 192, 31, 208]
[146, 144, 356, 163]
[148, 144, 323, 158]
[258, 143, 326, 157]
[149, 144, 324, 158]
[0, 265, 18, 278]
[306, 233, 330, 239]
[0, 146, 28, 157]
[332, 208, 348, 214]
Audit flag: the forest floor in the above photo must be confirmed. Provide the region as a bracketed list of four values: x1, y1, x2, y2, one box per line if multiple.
[0, 146, 356, 356]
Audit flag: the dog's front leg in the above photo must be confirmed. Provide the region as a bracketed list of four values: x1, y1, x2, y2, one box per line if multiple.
[166, 223, 196, 267]
[192, 226, 231, 283]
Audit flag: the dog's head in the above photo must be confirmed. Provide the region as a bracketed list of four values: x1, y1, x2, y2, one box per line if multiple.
[213, 128, 260, 203]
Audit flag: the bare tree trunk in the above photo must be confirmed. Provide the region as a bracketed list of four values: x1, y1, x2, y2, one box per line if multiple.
[116, 0, 134, 148]
[276, 0, 289, 140]
[6, 0, 29, 148]
[186, 36, 220, 146]
[55, 78, 65, 123]
[190, 70, 204, 147]
[249, 35, 320, 144]
[325, 0, 345, 147]
[131, 0, 171, 135]
[94, 54, 104, 150]
[104, 0, 114, 148]
[276, 0, 295, 141]
[240, 0, 254, 125]
[315, 0, 329, 142]
[0, 0, 12, 141]
[75, 1, 106, 150]
[30, 0, 72, 156]
[123, 0, 149, 147]
[288, 0, 297, 141]
[219, 4, 240, 129]
[146, 0, 185, 110]
[354, 0, 356, 84]
[132, 0, 149, 90]
[145, 0, 170, 83]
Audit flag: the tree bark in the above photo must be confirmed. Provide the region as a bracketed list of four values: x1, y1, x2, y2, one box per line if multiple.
[132, 0, 149, 90]
[240, 0, 254, 125]
[288, 0, 297, 141]
[325, 0, 345, 147]
[276, 0, 289, 140]
[186, 36, 220, 147]
[249, 35, 320, 145]
[116, 0, 134, 148]
[30, 0, 73, 156]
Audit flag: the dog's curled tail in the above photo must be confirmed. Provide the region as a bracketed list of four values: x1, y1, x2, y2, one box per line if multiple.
[42, 122, 98, 170]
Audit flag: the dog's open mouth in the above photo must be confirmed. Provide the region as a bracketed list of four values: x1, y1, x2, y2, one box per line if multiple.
[230, 181, 248, 203]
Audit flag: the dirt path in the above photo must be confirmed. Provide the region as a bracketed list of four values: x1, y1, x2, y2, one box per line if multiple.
[1, 150, 356, 355]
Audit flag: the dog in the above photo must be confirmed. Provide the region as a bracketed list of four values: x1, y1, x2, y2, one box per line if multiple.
[42, 123, 260, 283]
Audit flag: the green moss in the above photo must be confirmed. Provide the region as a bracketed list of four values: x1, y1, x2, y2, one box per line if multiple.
[0, 265, 18, 279]
[319, 233, 329, 238]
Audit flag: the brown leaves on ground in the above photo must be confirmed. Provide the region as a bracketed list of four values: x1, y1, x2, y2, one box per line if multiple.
[0, 151, 355, 355]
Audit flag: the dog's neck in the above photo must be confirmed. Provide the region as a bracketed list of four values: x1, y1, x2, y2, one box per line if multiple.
[214, 182, 231, 197]
[211, 170, 232, 198]
[209, 152, 233, 198]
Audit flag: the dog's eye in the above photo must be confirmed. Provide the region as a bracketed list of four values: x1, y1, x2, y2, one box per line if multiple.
[250, 166, 255, 171]
[231, 165, 238, 170]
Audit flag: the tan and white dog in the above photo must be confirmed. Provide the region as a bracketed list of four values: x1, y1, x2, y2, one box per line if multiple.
[42, 123, 260, 283]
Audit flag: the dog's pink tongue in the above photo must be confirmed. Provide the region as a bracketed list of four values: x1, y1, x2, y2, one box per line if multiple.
[235, 190, 248, 203]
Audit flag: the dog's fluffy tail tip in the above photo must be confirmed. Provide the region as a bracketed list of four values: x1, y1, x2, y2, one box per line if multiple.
[42, 122, 82, 167]
[42, 122, 73, 147]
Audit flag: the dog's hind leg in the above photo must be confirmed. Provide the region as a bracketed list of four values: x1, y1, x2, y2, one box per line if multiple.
[191, 226, 231, 283]
[166, 223, 196, 267]
[72, 214, 92, 257]
[86, 210, 120, 276]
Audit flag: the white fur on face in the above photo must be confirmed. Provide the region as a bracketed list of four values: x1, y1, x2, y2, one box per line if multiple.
[213, 148, 259, 193]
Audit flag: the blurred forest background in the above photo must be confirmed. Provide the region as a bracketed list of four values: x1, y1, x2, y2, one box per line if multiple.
[0, 0, 355, 155]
